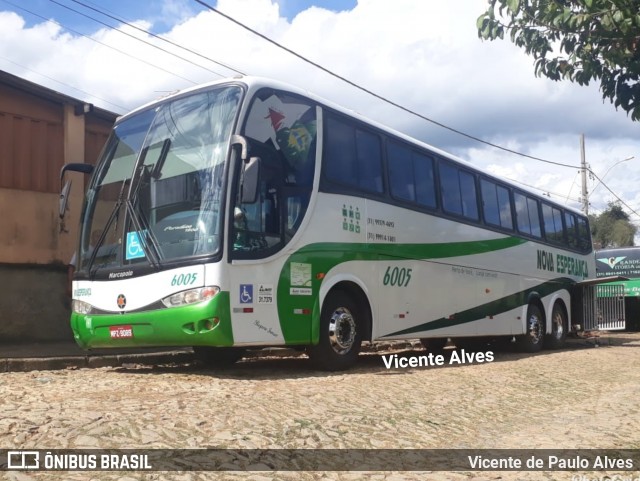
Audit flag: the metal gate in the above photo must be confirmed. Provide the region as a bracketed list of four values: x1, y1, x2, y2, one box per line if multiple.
[582, 283, 626, 331]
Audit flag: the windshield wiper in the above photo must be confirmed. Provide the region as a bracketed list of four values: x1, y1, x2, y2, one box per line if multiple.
[87, 177, 130, 277]
[125, 140, 172, 268]
[150, 138, 171, 179]
[86, 140, 167, 274]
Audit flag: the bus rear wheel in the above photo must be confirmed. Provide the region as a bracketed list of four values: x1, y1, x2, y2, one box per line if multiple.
[193, 346, 245, 366]
[516, 304, 545, 353]
[307, 290, 363, 371]
[545, 302, 568, 349]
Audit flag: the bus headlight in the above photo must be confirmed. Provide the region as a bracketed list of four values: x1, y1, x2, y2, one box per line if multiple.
[161, 286, 220, 308]
[72, 299, 93, 314]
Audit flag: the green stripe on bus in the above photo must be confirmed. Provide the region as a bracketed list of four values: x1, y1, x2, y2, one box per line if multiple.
[276, 236, 530, 344]
[383, 277, 574, 337]
[294, 236, 528, 260]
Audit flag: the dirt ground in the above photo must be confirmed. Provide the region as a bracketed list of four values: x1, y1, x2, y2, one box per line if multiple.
[2, 332, 640, 481]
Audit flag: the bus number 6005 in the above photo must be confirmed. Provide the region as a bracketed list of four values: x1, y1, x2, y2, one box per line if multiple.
[171, 273, 197, 286]
[383, 266, 412, 287]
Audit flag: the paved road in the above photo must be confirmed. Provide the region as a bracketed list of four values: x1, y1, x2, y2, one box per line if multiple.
[2, 332, 640, 481]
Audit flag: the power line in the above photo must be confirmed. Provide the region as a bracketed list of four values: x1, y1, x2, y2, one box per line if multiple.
[67, 0, 246, 76]
[588, 170, 640, 219]
[0, 0, 200, 88]
[47, 0, 585, 173]
[564, 171, 580, 205]
[192, 0, 581, 171]
[192, 0, 640, 221]
[8, 0, 633, 222]
[47, 0, 229, 79]
[0, 55, 129, 111]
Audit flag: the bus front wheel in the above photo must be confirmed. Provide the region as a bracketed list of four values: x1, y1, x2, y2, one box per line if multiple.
[307, 290, 363, 371]
[516, 304, 545, 353]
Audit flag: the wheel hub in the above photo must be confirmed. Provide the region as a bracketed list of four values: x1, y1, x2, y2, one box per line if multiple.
[328, 307, 356, 355]
[528, 313, 543, 344]
[552, 311, 564, 339]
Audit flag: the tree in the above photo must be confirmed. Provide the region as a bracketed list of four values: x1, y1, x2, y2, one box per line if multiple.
[589, 201, 637, 247]
[477, 0, 640, 120]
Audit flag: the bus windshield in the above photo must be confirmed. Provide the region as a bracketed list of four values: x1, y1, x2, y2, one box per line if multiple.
[78, 85, 242, 273]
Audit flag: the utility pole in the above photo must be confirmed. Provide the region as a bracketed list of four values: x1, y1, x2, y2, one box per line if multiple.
[580, 134, 588, 214]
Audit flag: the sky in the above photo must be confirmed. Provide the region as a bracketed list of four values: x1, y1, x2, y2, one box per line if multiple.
[0, 0, 639, 229]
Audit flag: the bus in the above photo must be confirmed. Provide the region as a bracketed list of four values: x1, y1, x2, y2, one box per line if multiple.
[61, 76, 595, 370]
[596, 246, 640, 330]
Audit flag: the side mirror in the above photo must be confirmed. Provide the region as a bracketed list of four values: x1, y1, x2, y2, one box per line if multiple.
[241, 157, 261, 204]
[60, 163, 94, 184]
[59, 163, 94, 232]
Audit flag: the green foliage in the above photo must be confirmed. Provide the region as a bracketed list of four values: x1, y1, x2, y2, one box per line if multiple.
[477, 0, 640, 120]
[589, 201, 637, 247]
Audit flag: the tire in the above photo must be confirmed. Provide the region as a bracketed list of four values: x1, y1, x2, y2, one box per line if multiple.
[545, 302, 568, 349]
[193, 346, 245, 366]
[307, 290, 364, 371]
[516, 303, 545, 353]
[420, 338, 448, 352]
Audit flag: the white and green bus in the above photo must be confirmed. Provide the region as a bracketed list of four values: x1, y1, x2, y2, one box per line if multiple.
[61, 76, 594, 370]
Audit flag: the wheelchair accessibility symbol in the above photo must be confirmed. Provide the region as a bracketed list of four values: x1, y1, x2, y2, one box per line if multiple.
[240, 284, 253, 304]
[126, 231, 146, 260]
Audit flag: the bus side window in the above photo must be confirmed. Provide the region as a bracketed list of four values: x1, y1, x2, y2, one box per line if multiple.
[388, 141, 436, 209]
[565, 212, 578, 249]
[414, 153, 436, 208]
[324, 114, 383, 194]
[356, 130, 383, 193]
[440, 162, 479, 220]
[440, 162, 462, 216]
[542, 203, 566, 245]
[482, 179, 502, 228]
[497, 186, 513, 229]
[482, 179, 514, 230]
[388, 141, 415, 202]
[324, 116, 354, 182]
[528, 197, 541, 237]
[515, 192, 542, 238]
[576, 216, 592, 252]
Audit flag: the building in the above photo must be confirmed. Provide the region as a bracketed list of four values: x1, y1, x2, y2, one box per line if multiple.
[0, 70, 118, 341]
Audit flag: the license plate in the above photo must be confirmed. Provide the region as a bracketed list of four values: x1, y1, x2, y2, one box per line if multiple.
[109, 325, 133, 339]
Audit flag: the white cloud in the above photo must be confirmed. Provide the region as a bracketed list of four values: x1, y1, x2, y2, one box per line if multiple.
[0, 0, 638, 223]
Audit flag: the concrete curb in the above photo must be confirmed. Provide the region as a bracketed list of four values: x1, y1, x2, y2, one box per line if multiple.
[0, 341, 421, 373]
[0, 351, 195, 373]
